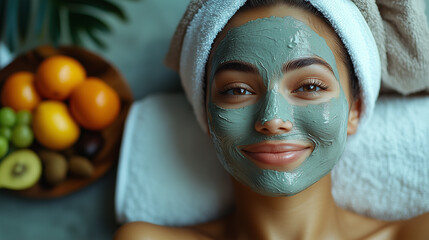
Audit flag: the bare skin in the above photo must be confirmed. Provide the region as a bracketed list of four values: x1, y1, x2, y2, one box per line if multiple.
[114, 4, 429, 240]
[114, 176, 429, 240]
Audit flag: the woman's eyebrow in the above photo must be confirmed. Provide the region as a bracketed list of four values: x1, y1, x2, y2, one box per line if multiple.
[215, 61, 259, 75]
[282, 57, 334, 74]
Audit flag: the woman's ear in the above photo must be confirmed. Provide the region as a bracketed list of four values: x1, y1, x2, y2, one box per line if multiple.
[347, 99, 361, 135]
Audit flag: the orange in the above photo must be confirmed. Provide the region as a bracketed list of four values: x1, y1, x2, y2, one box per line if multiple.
[32, 101, 80, 150]
[1, 71, 41, 111]
[35, 55, 86, 100]
[69, 77, 121, 130]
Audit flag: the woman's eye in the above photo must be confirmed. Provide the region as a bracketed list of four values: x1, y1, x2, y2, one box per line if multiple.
[293, 79, 328, 94]
[222, 88, 254, 95]
[294, 84, 322, 92]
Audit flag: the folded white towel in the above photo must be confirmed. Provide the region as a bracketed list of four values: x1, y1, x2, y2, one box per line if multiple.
[115, 93, 429, 225]
[0, 43, 12, 68]
[333, 94, 429, 220]
[115, 93, 233, 226]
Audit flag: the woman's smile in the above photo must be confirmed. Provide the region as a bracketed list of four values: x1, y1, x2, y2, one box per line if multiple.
[207, 16, 349, 196]
[240, 141, 313, 171]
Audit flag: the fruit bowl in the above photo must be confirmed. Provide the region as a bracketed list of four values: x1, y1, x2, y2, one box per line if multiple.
[0, 46, 133, 198]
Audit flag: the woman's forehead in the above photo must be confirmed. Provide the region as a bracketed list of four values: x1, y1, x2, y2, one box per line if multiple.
[208, 4, 341, 72]
[212, 4, 326, 53]
[205, 4, 351, 102]
[210, 16, 340, 84]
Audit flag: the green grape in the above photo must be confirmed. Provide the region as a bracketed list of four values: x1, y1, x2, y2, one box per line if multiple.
[0, 136, 8, 158]
[0, 126, 12, 141]
[16, 110, 32, 125]
[11, 125, 34, 148]
[0, 107, 16, 128]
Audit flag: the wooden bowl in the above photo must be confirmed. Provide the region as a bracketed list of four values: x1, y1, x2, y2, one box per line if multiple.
[0, 46, 133, 198]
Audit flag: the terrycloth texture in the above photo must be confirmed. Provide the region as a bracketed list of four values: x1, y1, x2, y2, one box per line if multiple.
[177, 0, 247, 131]
[332, 94, 429, 220]
[115, 93, 234, 225]
[165, 0, 429, 96]
[350, 0, 429, 94]
[115, 93, 429, 225]
[165, 0, 381, 133]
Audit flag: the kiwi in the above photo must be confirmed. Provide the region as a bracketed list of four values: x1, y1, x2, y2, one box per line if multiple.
[0, 149, 42, 190]
[39, 150, 68, 186]
[68, 156, 94, 178]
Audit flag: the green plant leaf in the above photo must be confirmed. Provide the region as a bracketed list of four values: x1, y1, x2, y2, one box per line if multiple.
[6, 0, 140, 51]
[17, 0, 31, 43]
[69, 24, 83, 47]
[48, 0, 61, 46]
[64, 0, 127, 21]
[0, 0, 6, 43]
[86, 30, 107, 49]
[34, 0, 48, 36]
[4, 0, 19, 52]
[68, 12, 111, 33]
[68, 11, 112, 47]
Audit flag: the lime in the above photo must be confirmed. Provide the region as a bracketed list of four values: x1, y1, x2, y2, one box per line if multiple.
[16, 110, 32, 125]
[0, 126, 12, 141]
[0, 107, 16, 127]
[11, 125, 34, 148]
[0, 136, 8, 158]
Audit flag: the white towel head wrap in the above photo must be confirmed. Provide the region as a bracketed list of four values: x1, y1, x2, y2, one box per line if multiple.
[166, 0, 380, 132]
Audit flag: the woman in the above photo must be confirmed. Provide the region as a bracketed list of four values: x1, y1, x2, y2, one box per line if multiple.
[115, 0, 429, 239]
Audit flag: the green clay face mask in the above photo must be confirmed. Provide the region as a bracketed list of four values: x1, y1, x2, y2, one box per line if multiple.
[207, 17, 349, 196]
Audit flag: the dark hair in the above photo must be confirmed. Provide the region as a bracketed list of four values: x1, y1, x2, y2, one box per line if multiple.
[238, 0, 360, 101]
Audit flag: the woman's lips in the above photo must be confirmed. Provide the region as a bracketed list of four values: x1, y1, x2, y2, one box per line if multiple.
[240, 142, 312, 167]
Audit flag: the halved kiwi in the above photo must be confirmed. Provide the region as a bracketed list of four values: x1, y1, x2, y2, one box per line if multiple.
[0, 150, 42, 190]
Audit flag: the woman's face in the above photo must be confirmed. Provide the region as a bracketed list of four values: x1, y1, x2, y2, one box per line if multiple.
[206, 5, 360, 197]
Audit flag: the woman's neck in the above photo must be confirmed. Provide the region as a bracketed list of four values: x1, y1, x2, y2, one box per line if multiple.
[228, 174, 344, 240]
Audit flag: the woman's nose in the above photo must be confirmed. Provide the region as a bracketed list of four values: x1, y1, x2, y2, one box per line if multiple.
[255, 118, 293, 135]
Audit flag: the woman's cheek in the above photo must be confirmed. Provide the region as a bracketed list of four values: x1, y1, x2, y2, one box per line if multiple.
[207, 103, 258, 144]
[294, 96, 349, 147]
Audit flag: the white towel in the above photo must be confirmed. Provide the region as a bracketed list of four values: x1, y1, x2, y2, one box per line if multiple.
[0, 43, 12, 68]
[115, 93, 429, 225]
[115, 93, 233, 226]
[333, 94, 429, 220]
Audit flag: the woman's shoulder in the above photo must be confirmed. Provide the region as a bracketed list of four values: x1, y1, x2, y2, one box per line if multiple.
[393, 212, 429, 239]
[114, 213, 429, 240]
[114, 220, 227, 240]
[340, 208, 429, 240]
[113, 221, 205, 240]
